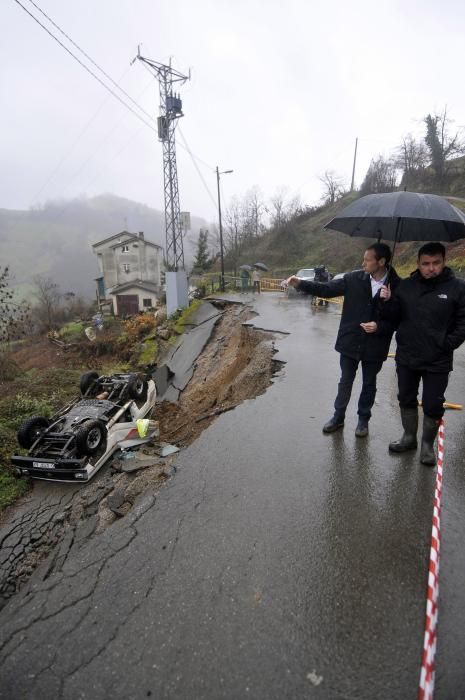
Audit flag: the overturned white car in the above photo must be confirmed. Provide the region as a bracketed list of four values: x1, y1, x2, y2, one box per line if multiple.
[11, 372, 158, 483]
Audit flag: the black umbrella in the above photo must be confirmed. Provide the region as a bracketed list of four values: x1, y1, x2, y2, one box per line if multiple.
[239, 264, 253, 271]
[324, 192, 465, 243]
[253, 262, 268, 271]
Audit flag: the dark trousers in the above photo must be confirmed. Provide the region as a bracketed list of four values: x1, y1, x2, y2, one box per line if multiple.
[334, 354, 383, 421]
[396, 364, 449, 419]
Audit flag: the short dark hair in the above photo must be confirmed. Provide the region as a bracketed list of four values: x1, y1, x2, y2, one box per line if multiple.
[418, 242, 446, 259]
[366, 242, 392, 265]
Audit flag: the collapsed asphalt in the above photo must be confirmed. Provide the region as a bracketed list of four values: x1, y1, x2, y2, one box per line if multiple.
[1, 291, 465, 699]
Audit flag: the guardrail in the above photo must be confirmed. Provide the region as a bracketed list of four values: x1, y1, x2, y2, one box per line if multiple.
[260, 277, 286, 292]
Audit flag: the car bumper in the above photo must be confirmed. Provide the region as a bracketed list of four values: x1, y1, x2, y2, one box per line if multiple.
[11, 455, 92, 482]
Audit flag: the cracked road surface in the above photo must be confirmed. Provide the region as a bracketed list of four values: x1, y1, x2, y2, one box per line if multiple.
[1, 292, 465, 699]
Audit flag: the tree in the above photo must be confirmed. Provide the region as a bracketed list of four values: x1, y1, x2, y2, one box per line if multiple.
[224, 197, 245, 275]
[269, 188, 303, 228]
[424, 108, 465, 184]
[242, 187, 266, 241]
[319, 170, 347, 204]
[360, 155, 398, 195]
[0, 266, 29, 342]
[395, 133, 428, 181]
[33, 274, 62, 330]
[192, 229, 213, 273]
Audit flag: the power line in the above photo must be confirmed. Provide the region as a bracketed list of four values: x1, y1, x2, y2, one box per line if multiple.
[32, 72, 155, 204]
[177, 127, 218, 209]
[14, 0, 220, 217]
[24, 0, 157, 125]
[12, 0, 158, 135]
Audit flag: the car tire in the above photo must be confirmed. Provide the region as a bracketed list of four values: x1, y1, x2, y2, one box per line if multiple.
[80, 371, 100, 396]
[75, 420, 105, 455]
[17, 416, 49, 449]
[127, 374, 148, 400]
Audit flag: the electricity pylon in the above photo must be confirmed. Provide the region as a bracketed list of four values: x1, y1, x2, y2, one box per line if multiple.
[136, 49, 189, 270]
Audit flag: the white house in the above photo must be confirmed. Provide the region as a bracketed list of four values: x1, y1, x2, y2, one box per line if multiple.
[92, 231, 164, 316]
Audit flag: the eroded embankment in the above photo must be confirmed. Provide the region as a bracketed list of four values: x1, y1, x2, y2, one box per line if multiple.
[0, 303, 284, 608]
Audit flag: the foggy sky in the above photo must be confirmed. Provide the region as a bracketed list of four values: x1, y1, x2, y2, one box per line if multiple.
[3, 0, 465, 224]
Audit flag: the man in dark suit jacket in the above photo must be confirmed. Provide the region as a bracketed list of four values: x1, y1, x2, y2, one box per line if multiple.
[286, 243, 400, 437]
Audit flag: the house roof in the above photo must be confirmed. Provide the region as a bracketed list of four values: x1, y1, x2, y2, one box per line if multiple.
[108, 279, 161, 295]
[92, 231, 162, 250]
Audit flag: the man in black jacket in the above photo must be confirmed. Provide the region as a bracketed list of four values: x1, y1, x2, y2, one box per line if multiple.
[382, 242, 465, 465]
[286, 243, 400, 437]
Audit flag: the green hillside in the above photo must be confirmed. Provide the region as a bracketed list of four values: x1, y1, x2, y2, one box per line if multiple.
[233, 192, 465, 279]
[0, 194, 207, 298]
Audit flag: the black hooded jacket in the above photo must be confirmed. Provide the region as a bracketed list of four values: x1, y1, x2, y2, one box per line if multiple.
[382, 266, 465, 372]
[297, 266, 401, 361]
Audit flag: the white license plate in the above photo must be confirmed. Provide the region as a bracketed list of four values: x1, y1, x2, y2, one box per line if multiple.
[33, 461, 56, 469]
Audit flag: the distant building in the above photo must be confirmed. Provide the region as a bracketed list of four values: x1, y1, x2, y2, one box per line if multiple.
[92, 231, 164, 316]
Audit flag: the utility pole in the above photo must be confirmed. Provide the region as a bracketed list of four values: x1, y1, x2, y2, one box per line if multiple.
[350, 137, 358, 191]
[216, 167, 233, 292]
[135, 48, 190, 315]
[135, 49, 189, 269]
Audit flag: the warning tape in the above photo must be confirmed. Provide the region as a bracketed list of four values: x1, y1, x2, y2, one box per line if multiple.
[418, 419, 444, 700]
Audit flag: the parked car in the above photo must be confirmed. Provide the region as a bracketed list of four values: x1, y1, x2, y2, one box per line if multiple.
[287, 267, 315, 295]
[295, 267, 316, 281]
[11, 372, 158, 483]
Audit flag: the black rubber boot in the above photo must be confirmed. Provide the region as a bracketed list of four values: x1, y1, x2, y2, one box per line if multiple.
[389, 407, 418, 453]
[420, 415, 440, 466]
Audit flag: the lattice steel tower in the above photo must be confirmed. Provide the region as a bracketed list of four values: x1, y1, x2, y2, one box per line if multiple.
[136, 50, 189, 270]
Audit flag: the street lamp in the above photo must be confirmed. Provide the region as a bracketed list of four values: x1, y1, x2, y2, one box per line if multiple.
[216, 166, 233, 292]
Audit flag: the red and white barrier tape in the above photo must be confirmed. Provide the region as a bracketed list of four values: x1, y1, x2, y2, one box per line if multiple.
[418, 419, 444, 700]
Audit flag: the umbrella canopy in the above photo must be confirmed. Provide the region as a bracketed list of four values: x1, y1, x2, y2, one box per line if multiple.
[324, 192, 465, 242]
[239, 264, 253, 271]
[253, 262, 268, 271]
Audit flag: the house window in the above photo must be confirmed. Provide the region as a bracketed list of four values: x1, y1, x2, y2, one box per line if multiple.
[143, 298, 152, 308]
[123, 264, 130, 274]
[121, 245, 129, 253]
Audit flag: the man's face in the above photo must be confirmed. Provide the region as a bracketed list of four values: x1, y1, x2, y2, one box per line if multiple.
[418, 253, 445, 279]
[362, 249, 384, 275]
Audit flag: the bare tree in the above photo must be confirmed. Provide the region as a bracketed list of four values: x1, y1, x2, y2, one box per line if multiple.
[243, 187, 266, 241]
[224, 197, 245, 274]
[319, 170, 347, 204]
[395, 133, 429, 177]
[360, 156, 398, 195]
[33, 274, 62, 330]
[269, 188, 302, 228]
[424, 107, 465, 184]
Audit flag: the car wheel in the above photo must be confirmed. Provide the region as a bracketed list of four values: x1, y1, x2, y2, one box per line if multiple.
[80, 371, 100, 395]
[75, 420, 105, 455]
[127, 374, 148, 400]
[17, 416, 49, 449]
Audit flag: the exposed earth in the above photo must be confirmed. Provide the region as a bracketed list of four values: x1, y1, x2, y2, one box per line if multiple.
[0, 300, 280, 609]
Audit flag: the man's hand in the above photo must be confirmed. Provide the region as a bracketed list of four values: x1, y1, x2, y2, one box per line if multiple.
[380, 283, 391, 301]
[360, 322, 377, 334]
[284, 275, 300, 288]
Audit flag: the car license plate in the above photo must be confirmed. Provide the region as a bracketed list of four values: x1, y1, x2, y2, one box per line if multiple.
[33, 461, 56, 470]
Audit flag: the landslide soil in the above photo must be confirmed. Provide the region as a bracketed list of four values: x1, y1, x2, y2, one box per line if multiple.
[0, 302, 280, 606]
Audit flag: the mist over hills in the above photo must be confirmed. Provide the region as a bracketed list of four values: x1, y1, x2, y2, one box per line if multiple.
[0, 194, 209, 297]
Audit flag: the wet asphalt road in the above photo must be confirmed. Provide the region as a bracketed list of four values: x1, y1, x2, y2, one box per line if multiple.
[1, 291, 465, 699]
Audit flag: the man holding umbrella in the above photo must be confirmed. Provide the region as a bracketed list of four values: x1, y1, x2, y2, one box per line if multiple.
[381, 242, 465, 465]
[286, 243, 401, 437]
[320, 191, 465, 455]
